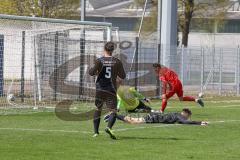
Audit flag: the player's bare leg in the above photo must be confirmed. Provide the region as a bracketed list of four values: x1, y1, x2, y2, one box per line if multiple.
[160, 94, 168, 113]
[160, 91, 175, 113]
[178, 97, 204, 107]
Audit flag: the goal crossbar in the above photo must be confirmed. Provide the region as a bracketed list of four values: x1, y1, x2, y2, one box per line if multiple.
[0, 14, 112, 27]
[0, 14, 112, 41]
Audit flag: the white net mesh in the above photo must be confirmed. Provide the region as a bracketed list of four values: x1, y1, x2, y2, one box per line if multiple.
[0, 15, 114, 114]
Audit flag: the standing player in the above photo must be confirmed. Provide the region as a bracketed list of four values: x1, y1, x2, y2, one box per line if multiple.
[153, 63, 204, 113]
[89, 42, 126, 139]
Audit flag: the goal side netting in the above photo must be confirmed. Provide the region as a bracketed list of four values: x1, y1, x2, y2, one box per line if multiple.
[0, 14, 117, 114]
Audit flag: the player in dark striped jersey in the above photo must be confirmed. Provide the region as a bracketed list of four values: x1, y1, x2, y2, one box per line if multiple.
[89, 41, 126, 139]
[115, 108, 208, 126]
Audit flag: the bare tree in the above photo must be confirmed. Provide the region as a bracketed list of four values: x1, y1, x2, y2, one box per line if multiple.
[178, 0, 229, 47]
[134, 0, 230, 47]
[178, 0, 194, 47]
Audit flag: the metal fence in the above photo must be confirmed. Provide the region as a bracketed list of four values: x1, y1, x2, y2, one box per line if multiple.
[1, 15, 240, 110]
[120, 37, 240, 97]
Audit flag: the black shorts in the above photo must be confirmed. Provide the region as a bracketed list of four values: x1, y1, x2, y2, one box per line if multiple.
[95, 89, 117, 111]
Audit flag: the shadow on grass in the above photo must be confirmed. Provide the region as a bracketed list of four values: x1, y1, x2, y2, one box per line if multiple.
[118, 136, 192, 141]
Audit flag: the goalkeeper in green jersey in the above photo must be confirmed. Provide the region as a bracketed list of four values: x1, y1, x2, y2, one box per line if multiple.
[104, 86, 152, 122]
[116, 86, 152, 113]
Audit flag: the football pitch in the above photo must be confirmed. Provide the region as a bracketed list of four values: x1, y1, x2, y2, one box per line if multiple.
[0, 97, 240, 160]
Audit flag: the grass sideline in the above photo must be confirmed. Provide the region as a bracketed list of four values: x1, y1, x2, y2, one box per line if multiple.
[0, 97, 240, 160]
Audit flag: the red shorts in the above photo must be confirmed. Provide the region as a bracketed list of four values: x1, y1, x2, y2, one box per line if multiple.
[165, 79, 183, 99]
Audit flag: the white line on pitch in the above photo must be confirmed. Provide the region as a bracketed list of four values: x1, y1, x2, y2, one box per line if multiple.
[114, 119, 240, 132]
[0, 120, 239, 134]
[162, 104, 240, 109]
[165, 100, 240, 104]
[0, 128, 91, 134]
[114, 124, 181, 132]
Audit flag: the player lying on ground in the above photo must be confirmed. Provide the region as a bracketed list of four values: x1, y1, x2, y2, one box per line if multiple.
[104, 86, 152, 122]
[117, 86, 152, 113]
[89, 41, 126, 139]
[115, 108, 208, 126]
[153, 63, 204, 113]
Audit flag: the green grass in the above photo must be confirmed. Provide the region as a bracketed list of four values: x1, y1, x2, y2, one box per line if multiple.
[0, 97, 240, 160]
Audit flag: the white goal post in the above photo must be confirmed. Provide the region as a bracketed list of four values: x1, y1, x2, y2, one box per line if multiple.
[0, 14, 114, 110]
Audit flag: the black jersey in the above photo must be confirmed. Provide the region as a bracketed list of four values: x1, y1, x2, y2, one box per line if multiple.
[89, 56, 126, 92]
[144, 112, 202, 125]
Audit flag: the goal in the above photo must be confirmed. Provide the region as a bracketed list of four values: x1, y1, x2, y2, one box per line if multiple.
[0, 14, 114, 113]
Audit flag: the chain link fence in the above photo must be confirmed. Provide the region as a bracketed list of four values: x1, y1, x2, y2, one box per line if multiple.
[119, 36, 240, 97]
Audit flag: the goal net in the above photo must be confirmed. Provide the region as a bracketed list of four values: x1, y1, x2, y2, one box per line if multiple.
[0, 14, 115, 114]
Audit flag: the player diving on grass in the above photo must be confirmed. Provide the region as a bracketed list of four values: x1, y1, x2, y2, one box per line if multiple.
[115, 108, 208, 126]
[117, 86, 152, 113]
[153, 63, 204, 113]
[104, 86, 152, 122]
[89, 41, 126, 139]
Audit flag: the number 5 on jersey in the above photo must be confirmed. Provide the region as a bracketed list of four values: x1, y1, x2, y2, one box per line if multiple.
[105, 67, 111, 78]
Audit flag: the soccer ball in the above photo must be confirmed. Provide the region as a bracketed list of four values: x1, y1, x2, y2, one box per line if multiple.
[7, 94, 15, 102]
[198, 92, 204, 98]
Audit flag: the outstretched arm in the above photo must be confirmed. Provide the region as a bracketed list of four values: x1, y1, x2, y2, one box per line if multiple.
[129, 87, 151, 103]
[116, 115, 145, 124]
[124, 117, 145, 124]
[177, 117, 208, 126]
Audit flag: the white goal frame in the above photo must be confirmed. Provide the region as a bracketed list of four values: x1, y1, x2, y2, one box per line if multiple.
[0, 14, 113, 109]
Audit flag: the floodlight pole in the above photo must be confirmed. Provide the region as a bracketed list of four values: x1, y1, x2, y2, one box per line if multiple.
[161, 0, 178, 69]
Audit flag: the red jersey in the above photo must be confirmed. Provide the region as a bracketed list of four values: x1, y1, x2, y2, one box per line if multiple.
[159, 67, 181, 94]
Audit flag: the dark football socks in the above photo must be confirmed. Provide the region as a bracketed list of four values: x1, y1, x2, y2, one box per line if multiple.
[107, 112, 117, 129]
[93, 110, 101, 134]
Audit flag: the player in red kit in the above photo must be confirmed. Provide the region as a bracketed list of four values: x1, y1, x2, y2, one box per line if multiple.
[153, 63, 204, 113]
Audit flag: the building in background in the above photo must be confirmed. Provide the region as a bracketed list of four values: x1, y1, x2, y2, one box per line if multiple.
[82, 0, 240, 47]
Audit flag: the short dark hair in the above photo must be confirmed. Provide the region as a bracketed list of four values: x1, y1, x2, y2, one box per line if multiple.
[104, 41, 115, 55]
[153, 63, 161, 68]
[182, 108, 192, 116]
